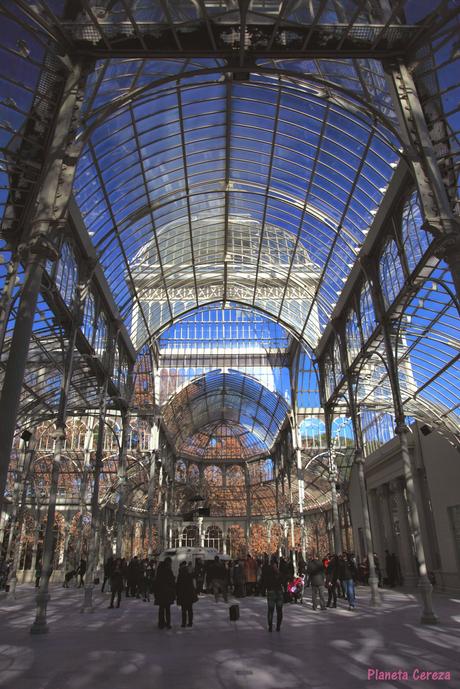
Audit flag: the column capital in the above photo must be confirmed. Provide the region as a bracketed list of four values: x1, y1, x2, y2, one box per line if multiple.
[394, 420, 410, 436]
[354, 448, 365, 464]
[18, 232, 60, 262]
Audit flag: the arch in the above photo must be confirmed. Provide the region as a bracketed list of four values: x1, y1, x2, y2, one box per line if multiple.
[182, 524, 199, 548]
[162, 369, 290, 462]
[204, 525, 223, 551]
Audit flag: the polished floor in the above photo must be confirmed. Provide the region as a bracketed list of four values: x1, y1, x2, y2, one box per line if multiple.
[0, 584, 459, 689]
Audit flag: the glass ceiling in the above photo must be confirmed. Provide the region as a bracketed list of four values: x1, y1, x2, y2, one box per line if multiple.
[162, 369, 290, 460]
[74, 66, 400, 349]
[1, 0, 459, 514]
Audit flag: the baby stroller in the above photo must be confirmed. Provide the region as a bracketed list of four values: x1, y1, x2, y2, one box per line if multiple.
[287, 575, 305, 604]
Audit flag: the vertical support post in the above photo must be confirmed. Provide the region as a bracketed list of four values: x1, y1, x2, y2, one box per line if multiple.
[292, 412, 307, 560]
[355, 450, 381, 606]
[30, 326, 79, 634]
[197, 516, 204, 548]
[81, 369, 110, 612]
[115, 406, 130, 558]
[0, 252, 21, 356]
[245, 467, 251, 551]
[367, 258, 438, 624]
[7, 434, 36, 597]
[146, 420, 159, 557]
[0, 62, 86, 513]
[328, 457, 342, 555]
[396, 422, 438, 624]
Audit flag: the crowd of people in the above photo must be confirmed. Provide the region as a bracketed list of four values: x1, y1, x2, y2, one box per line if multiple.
[90, 549, 380, 630]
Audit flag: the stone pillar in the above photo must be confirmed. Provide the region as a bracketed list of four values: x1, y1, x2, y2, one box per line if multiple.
[328, 463, 342, 554]
[222, 524, 228, 555]
[147, 421, 159, 557]
[197, 516, 204, 548]
[355, 452, 381, 606]
[390, 477, 417, 585]
[368, 488, 385, 565]
[396, 423, 438, 624]
[377, 483, 397, 555]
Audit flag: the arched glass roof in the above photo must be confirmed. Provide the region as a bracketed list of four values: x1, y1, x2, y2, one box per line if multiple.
[1, 0, 459, 519]
[162, 369, 290, 460]
[74, 68, 400, 348]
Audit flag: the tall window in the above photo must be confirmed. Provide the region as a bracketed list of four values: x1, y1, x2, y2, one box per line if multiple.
[359, 281, 376, 342]
[323, 353, 335, 399]
[55, 241, 77, 308]
[401, 191, 431, 272]
[380, 239, 405, 307]
[94, 311, 107, 357]
[333, 338, 343, 381]
[204, 525, 223, 550]
[345, 309, 360, 364]
[82, 292, 95, 344]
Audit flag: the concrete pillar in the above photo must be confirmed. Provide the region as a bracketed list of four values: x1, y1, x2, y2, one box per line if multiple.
[390, 477, 417, 585]
[355, 452, 381, 606]
[377, 483, 397, 555]
[368, 488, 385, 565]
[197, 516, 204, 548]
[328, 463, 342, 554]
[396, 423, 438, 624]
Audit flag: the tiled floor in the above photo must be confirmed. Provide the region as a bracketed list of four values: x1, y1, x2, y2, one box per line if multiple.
[0, 585, 459, 689]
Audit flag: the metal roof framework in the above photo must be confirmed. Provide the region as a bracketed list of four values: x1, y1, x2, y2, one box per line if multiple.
[0, 0, 459, 518]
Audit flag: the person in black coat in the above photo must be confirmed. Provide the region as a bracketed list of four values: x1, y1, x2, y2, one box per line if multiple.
[77, 558, 86, 588]
[326, 554, 339, 608]
[109, 558, 124, 608]
[306, 555, 327, 610]
[102, 555, 114, 593]
[194, 558, 205, 594]
[260, 556, 284, 632]
[154, 557, 176, 629]
[338, 553, 356, 610]
[176, 562, 197, 627]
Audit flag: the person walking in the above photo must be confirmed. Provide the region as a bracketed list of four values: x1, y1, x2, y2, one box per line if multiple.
[208, 555, 228, 603]
[326, 554, 339, 608]
[339, 553, 356, 610]
[244, 554, 258, 596]
[154, 557, 176, 629]
[109, 559, 124, 609]
[35, 559, 42, 588]
[232, 559, 245, 597]
[77, 558, 86, 588]
[176, 561, 197, 627]
[306, 554, 327, 611]
[260, 556, 284, 632]
[101, 555, 114, 593]
[194, 558, 205, 595]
